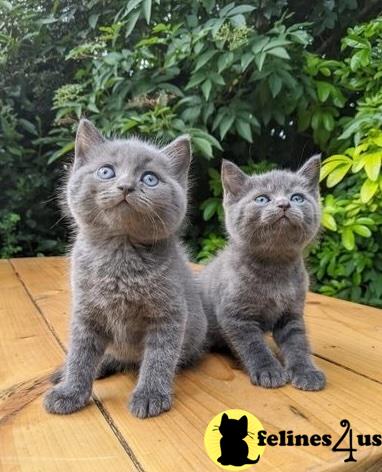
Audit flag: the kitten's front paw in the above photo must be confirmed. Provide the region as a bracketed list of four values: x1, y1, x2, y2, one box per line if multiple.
[44, 385, 90, 414]
[250, 364, 288, 388]
[129, 389, 172, 418]
[288, 367, 326, 391]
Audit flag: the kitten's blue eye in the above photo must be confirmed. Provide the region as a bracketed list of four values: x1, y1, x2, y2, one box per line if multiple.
[291, 193, 305, 203]
[255, 195, 270, 205]
[141, 172, 159, 187]
[97, 165, 115, 180]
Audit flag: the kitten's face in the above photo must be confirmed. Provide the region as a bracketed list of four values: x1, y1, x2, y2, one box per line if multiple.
[67, 120, 191, 243]
[222, 157, 321, 254]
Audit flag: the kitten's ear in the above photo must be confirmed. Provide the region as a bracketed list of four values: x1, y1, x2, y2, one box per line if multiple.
[221, 159, 249, 197]
[298, 154, 321, 192]
[239, 415, 248, 429]
[74, 119, 104, 169]
[162, 135, 191, 185]
[221, 413, 229, 424]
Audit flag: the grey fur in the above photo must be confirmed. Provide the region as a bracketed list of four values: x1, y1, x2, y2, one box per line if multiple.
[199, 156, 326, 391]
[44, 119, 207, 418]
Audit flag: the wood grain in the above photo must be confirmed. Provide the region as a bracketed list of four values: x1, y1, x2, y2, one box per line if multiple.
[0, 260, 136, 471]
[9, 256, 382, 471]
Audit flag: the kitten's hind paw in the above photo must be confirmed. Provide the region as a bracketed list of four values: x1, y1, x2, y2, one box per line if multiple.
[250, 365, 288, 388]
[44, 385, 90, 414]
[129, 389, 172, 419]
[288, 368, 326, 391]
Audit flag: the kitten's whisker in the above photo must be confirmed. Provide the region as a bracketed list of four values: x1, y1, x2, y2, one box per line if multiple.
[50, 214, 67, 229]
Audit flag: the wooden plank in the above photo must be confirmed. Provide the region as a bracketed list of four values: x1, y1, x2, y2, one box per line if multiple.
[305, 292, 382, 383]
[14, 257, 382, 383]
[11, 257, 382, 471]
[0, 260, 136, 471]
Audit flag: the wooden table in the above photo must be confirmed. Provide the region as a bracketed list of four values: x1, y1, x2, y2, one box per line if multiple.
[1, 257, 381, 471]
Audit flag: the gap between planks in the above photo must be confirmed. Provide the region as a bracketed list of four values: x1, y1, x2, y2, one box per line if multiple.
[8, 259, 145, 472]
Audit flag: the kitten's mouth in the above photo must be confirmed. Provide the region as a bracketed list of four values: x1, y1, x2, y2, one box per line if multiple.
[116, 198, 129, 207]
[275, 215, 289, 223]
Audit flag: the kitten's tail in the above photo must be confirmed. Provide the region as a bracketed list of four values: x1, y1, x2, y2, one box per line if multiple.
[245, 455, 260, 464]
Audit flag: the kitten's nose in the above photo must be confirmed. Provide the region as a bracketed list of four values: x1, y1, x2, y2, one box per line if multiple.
[276, 198, 290, 210]
[118, 184, 135, 195]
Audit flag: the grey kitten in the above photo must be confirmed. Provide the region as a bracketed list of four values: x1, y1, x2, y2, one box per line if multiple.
[44, 119, 207, 418]
[199, 156, 326, 391]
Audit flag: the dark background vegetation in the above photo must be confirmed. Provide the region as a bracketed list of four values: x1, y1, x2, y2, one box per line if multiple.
[1, 0, 382, 306]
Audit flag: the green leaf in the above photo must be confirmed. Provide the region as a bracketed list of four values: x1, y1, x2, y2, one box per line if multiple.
[230, 14, 246, 27]
[194, 50, 217, 72]
[322, 212, 337, 231]
[193, 137, 213, 159]
[125, 10, 140, 37]
[218, 52, 234, 73]
[322, 113, 335, 131]
[236, 119, 253, 143]
[210, 73, 225, 85]
[218, 2, 235, 17]
[241, 52, 254, 70]
[297, 110, 311, 132]
[142, 0, 152, 24]
[326, 163, 351, 187]
[352, 225, 371, 237]
[186, 73, 205, 89]
[342, 227, 355, 251]
[255, 51, 266, 71]
[371, 134, 382, 146]
[201, 199, 218, 220]
[269, 74, 282, 97]
[360, 178, 378, 203]
[320, 160, 346, 181]
[356, 217, 374, 226]
[126, 0, 142, 14]
[350, 49, 369, 71]
[19, 119, 38, 136]
[88, 14, 99, 29]
[87, 102, 99, 113]
[352, 154, 367, 173]
[267, 47, 290, 60]
[364, 152, 381, 181]
[263, 39, 292, 51]
[219, 114, 235, 140]
[252, 37, 270, 54]
[227, 5, 255, 15]
[201, 79, 212, 100]
[48, 142, 75, 164]
[316, 81, 331, 102]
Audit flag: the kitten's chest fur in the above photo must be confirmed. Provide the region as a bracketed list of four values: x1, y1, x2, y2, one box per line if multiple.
[231, 258, 307, 327]
[72, 236, 173, 361]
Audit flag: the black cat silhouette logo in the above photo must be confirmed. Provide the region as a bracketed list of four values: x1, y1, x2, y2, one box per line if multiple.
[204, 409, 265, 470]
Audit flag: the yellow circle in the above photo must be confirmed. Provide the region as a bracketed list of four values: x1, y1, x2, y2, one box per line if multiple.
[204, 409, 265, 470]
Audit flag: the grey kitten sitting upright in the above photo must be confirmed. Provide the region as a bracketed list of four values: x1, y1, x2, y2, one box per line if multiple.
[200, 156, 326, 391]
[44, 119, 207, 418]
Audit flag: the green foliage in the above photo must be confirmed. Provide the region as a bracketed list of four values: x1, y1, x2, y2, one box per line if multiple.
[1, 0, 382, 307]
[47, 4, 315, 158]
[309, 17, 382, 306]
[0, 1, 93, 256]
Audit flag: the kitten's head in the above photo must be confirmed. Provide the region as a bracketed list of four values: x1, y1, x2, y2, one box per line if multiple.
[221, 156, 321, 256]
[67, 119, 191, 243]
[219, 413, 248, 439]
